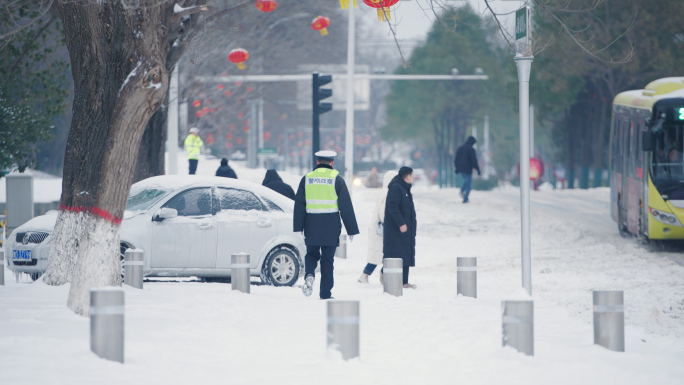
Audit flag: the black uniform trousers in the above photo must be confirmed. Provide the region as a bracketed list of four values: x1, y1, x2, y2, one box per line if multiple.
[188, 159, 198, 175]
[304, 245, 336, 299]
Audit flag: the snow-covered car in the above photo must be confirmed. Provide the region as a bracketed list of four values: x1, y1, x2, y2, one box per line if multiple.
[4, 175, 305, 285]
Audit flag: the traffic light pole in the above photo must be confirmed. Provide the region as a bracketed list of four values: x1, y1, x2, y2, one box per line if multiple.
[312, 73, 333, 165]
[312, 73, 321, 162]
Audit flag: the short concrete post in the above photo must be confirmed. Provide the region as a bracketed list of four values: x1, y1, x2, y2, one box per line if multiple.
[502, 300, 534, 356]
[593, 290, 624, 352]
[123, 249, 143, 289]
[457, 257, 477, 298]
[382, 258, 403, 297]
[90, 288, 124, 363]
[231, 253, 250, 294]
[335, 234, 347, 259]
[327, 300, 359, 360]
[0, 249, 5, 286]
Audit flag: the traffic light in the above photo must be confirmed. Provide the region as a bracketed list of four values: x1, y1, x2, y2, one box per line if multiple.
[312, 72, 333, 162]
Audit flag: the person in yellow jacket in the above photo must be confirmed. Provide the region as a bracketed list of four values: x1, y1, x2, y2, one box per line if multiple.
[184, 127, 203, 175]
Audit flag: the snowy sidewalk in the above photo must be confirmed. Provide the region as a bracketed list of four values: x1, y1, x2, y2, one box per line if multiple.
[2, 183, 684, 384]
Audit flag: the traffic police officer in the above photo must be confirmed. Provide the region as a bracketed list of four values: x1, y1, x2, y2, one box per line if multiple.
[294, 150, 359, 299]
[184, 127, 204, 175]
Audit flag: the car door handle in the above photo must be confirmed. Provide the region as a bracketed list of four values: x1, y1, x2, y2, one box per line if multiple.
[256, 219, 272, 228]
[197, 223, 213, 230]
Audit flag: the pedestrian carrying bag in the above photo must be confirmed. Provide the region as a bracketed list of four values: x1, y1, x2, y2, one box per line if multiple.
[376, 220, 383, 237]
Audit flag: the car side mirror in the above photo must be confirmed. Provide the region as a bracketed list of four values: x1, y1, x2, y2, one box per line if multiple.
[153, 207, 178, 222]
[642, 131, 655, 152]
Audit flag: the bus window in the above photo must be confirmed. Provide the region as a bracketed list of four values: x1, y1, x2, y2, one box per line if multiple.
[610, 119, 620, 171]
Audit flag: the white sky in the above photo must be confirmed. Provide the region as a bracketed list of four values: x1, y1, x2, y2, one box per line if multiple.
[367, 0, 526, 41]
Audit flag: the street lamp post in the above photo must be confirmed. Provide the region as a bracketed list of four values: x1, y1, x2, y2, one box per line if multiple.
[344, 4, 356, 186]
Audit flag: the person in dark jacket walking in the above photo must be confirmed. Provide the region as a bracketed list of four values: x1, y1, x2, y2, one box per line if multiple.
[454, 136, 481, 203]
[215, 158, 237, 179]
[294, 151, 360, 299]
[262, 169, 295, 200]
[383, 166, 417, 288]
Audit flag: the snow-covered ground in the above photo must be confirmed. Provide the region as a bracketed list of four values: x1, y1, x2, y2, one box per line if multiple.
[2, 154, 684, 384]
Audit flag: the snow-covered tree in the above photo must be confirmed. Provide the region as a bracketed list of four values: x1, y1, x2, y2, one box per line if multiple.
[39, 0, 203, 316]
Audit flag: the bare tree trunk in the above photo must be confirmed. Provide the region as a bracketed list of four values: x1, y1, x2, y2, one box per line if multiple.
[593, 87, 608, 187]
[134, 107, 168, 182]
[43, 1, 171, 316]
[566, 110, 577, 189]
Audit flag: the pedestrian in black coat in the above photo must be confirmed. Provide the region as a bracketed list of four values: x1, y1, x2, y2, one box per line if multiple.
[454, 136, 480, 203]
[383, 166, 417, 288]
[215, 158, 237, 179]
[262, 169, 295, 200]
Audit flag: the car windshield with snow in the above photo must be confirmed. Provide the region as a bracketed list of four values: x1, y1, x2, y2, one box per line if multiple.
[4, 175, 304, 286]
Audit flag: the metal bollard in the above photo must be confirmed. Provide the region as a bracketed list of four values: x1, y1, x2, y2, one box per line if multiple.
[123, 249, 143, 289]
[457, 257, 477, 298]
[327, 300, 359, 360]
[90, 288, 124, 363]
[0, 249, 4, 286]
[335, 234, 347, 259]
[593, 290, 625, 352]
[382, 258, 403, 297]
[231, 253, 250, 294]
[502, 300, 534, 356]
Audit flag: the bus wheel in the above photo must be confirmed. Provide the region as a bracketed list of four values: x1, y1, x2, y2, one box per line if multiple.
[618, 201, 630, 237]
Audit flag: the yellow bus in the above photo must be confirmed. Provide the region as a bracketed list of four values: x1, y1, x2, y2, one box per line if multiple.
[611, 77, 684, 239]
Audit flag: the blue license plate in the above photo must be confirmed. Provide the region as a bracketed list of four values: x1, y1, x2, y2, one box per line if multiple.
[13, 250, 32, 260]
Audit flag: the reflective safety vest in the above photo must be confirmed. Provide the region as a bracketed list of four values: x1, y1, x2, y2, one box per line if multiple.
[184, 134, 204, 160]
[305, 168, 339, 214]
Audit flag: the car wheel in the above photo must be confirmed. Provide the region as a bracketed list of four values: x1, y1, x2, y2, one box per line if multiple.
[260, 247, 300, 286]
[30, 272, 42, 281]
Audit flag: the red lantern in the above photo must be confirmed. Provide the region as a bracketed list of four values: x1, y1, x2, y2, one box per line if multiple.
[304, 139, 311, 146]
[195, 111, 203, 118]
[217, 84, 224, 91]
[226, 133, 234, 140]
[229, 124, 236, 130]
[311, 16, 330, 36]
[236, 137, 243, 145]
[225, 142, 233, 149]
[362, 0, 399, 21]
[207, 133, 215, 145]
[192, 100, 201, 108]
[264, 132, 271, 142]
[238, 112, 244, 119]
[228, 48, 249, 70]
[202, 107, 210, 114]
[255, 0, 277, 13]
[224, 90, 232, 97]
[243, 125, 250, 133]
[246, 86, 254, 93]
